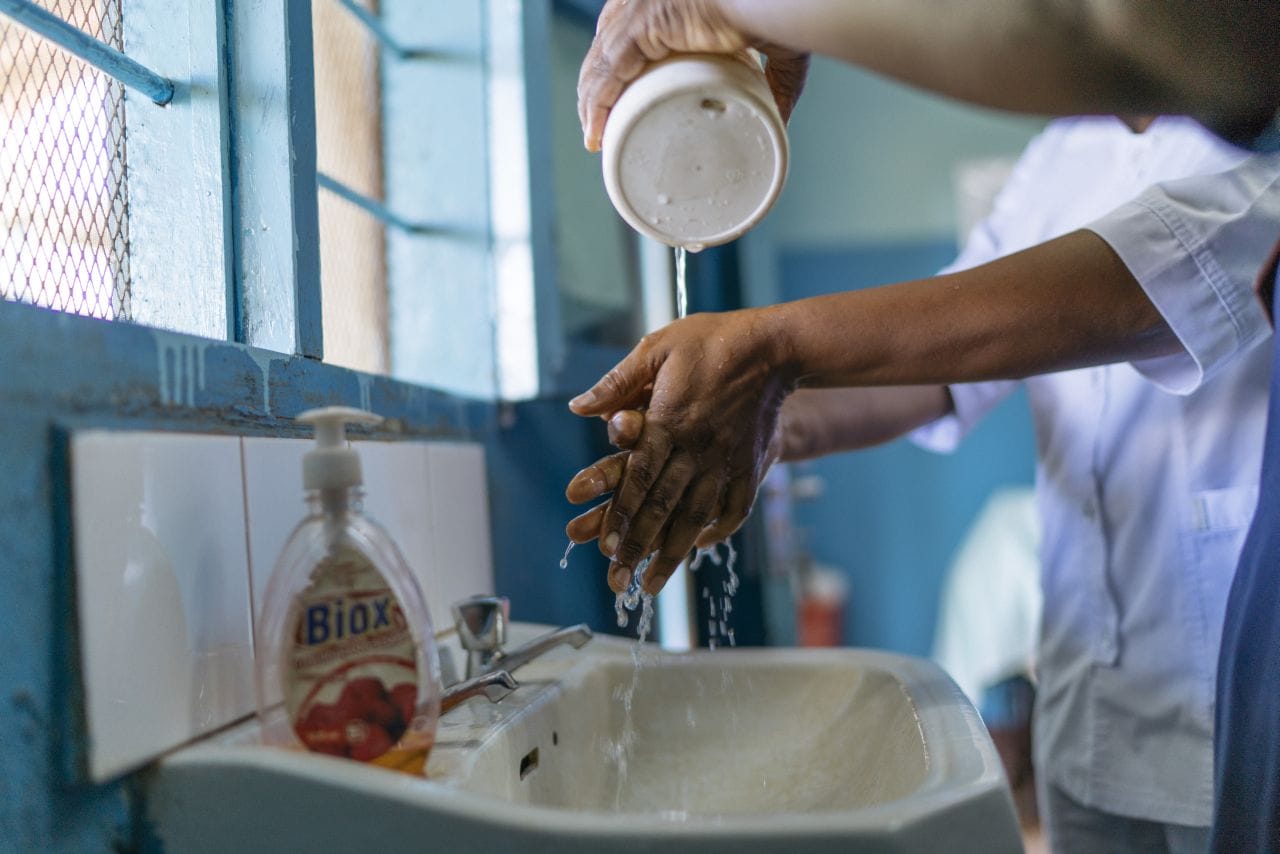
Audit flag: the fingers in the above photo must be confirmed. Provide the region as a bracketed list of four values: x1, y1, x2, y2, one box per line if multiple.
[565, 452, 627, 504]
[569, 344, 657, 417]
[599, 425, 673, 560]
[607, 410, 644, 449]
[576, 0, 754, 153]
[610, 451, 698, 574]
[577, 4, 652, 151]
[762, 48, 810, 123]
[694, 475, 756, 550]
[642, 476, 722, 595]
[565, 502, 609, 544]
[607, 559, 633, 593]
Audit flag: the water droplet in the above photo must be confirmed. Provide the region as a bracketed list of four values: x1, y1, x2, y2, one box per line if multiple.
[657, 193, 670, 205]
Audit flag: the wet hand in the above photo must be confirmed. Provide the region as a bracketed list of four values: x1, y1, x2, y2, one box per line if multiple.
[577, 0, 809, 152]
[567, 309, 794, 594]
[563, 411, 644, 547]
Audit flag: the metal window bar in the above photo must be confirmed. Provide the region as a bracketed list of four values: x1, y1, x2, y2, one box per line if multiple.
[0, 0, 173, 104]
[333, 0, 437, 61]
[317, 172, 436, 235]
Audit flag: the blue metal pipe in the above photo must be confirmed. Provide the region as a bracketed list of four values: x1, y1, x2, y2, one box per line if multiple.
[0, 0, 175, 105]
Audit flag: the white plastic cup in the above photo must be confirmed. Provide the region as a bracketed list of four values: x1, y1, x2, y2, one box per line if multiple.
[601, 54, 789, 250]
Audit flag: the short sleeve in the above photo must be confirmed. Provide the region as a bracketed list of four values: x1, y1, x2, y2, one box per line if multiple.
[911, 380, 1021, 454]
[1087, 155, 1280, 394]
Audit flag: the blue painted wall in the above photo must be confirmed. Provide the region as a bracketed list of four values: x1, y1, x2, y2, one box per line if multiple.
[778, 242, 1036, 656]
[0, 300, 490, 849]
[484, 397, 625, 635]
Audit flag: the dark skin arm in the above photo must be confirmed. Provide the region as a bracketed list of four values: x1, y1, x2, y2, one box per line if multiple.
[569, 229, 1178, 594]
[580, 0, 1280, 153]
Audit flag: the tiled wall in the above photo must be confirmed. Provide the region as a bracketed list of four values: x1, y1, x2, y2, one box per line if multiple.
[70, 431, 493, 782]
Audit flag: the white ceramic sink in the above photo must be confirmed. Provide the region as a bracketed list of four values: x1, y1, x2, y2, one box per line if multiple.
[145, 627, 1021, 853]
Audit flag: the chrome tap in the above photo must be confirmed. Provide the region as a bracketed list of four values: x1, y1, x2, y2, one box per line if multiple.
[440, 669, 517, 714]
[452, 595, 594, 679]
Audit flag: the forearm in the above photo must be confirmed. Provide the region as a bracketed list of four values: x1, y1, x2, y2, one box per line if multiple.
[717, 0, 1280, 146]
[767, 229, 1178, 388]
[779, 386, 953, 462]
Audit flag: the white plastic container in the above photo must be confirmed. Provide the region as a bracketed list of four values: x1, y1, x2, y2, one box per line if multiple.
[255, 407, 441, 775]
[601, 53, 789, 250]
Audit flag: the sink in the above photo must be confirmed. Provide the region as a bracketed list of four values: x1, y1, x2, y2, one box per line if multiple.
[145, 629, 1021, 853]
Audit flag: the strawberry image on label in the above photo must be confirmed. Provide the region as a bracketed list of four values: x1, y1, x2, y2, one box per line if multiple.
[283, 546, 424, 765]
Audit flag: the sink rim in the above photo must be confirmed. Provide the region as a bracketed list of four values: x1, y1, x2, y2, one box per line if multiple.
[152, 645, 1012, 839]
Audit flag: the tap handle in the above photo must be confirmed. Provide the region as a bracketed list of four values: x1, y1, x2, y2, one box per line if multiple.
[452, 595, 509, 653]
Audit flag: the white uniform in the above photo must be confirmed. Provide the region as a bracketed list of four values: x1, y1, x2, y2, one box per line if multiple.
[914, 116, 1280, 824]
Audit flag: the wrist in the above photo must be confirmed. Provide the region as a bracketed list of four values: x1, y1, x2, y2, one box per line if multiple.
[756, 301, 804, 387]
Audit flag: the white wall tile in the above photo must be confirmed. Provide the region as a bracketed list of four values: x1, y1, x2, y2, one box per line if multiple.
[357, 440, 437, 627]
[242, 438, 438, 632]
[244, 438, 491, 637]
[240, 436, 310, 641]
[72, 431, 493, 776]
[426, 442, 495, 630]
[71, 432, 254, 781]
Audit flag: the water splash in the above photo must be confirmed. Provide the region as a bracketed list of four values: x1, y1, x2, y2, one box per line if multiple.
[611, 586, 655, 808]
[614, 556, 652, 628]
[693, 540, 740, 648]
[559, 540, 575, 569]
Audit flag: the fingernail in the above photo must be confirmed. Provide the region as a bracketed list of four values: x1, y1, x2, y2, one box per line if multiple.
[603, 531, 619, 555]
[609, 565, 631, 590]
[569, 390, 597, 411]
[643, 574, 663, 596]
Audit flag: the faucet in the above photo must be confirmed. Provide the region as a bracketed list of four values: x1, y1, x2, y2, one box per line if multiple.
[440, 669, 517, 714]
[452, 595, 594, 679]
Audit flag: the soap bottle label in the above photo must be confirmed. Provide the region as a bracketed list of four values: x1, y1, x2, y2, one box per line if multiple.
[284, 545, 431, 772]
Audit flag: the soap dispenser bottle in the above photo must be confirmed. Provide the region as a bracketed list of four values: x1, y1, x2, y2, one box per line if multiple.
[256, 406, 441, 775]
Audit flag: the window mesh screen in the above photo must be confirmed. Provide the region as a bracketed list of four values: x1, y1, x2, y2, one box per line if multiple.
[1, 0, 131, 320]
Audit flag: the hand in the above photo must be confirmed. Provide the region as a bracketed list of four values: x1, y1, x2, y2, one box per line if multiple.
[566, 409, 787, 595]
[565, 411, 646, 546]
[577, 0, 809, 151]
[567, 309, 794, 594]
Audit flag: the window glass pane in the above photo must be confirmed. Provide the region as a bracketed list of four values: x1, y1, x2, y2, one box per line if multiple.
[549, 11, 642, 347]
[1, 0, 130, 320]
[313, 0, 390, 374]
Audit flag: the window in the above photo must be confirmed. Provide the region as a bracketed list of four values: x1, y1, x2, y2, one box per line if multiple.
[313, 0, 390, 375]
[0, 0, 653, 401]
[1, 0, 129, 320]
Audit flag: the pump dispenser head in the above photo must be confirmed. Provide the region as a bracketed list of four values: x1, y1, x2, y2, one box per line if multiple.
[297, 406, 382, 491]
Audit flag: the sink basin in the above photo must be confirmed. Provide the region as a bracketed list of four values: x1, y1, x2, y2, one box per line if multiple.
[461, 651, 931, 815]
[145, 630, 1021, 853]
